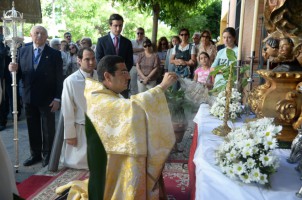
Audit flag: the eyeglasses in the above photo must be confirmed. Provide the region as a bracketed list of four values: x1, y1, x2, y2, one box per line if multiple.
[65, 35, 71, 38]
[201, 35, 210, 38]
[137, 32, 144, 35]
[143, 44, 152, 48]
[180, 33, 188, 36]
[161, 43, 167, 46]
[70, 46, 75, 49]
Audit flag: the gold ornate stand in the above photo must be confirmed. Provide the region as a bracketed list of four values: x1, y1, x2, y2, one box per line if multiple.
[212, 64, 233, 136]
[248, 70, 302, 141]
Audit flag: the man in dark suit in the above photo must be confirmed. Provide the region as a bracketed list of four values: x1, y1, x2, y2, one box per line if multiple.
[9, 25, 63, 167]
[95, 13, 133, 98]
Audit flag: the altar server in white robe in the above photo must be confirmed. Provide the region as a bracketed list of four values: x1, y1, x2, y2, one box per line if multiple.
[60, 47, 98, 169]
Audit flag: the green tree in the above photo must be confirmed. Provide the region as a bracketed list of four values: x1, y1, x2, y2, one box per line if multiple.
[113, 0, 201, 44]
[38, 0, 176, 44]
[167, 0, 222, 40]
[25, 0, 221, 46]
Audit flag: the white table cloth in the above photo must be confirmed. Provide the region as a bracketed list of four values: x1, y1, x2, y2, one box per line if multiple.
[193, 104, 302, 200]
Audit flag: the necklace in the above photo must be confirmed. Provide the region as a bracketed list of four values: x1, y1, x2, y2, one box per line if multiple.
[78, 69, 86, 79]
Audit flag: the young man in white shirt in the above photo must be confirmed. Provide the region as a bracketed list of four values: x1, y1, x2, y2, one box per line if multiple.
[60, 47, 98, 169]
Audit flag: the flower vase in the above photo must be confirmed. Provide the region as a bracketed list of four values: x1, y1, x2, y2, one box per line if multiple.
[248, 70, 302, 142]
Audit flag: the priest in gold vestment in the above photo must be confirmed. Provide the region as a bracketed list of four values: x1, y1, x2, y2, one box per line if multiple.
[57, 55, 178, 199]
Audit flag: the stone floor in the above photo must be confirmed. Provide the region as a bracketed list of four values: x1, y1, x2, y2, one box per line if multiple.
[168, 120, 194, 162]
[0, 109, 44, 182]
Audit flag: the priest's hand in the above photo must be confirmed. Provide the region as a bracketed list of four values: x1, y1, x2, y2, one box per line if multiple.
[8, 62, 18, 72]
[66, 138, 77, 146]
[160, 72, 178, 90]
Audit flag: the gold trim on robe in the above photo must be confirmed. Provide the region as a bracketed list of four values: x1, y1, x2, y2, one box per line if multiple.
[83, 79, 175, 199]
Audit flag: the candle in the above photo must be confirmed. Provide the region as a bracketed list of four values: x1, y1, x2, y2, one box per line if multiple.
[251, 0, 259, 52]
[237, 0, 246, 61]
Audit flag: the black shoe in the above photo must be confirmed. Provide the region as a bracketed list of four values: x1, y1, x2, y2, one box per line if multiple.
[0, 125, 6, 131]
[23, 156, 42, 166]
[42, 155, 50, 167]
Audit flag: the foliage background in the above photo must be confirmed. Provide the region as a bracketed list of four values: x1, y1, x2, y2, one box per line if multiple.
[23, 0, 221, 44]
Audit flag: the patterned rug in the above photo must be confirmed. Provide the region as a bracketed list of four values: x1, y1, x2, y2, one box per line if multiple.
[18, 163, 189, 200]
[18, 168, 89, 199]
[163, 161, 190, 200]
[17, 121, 193, 199]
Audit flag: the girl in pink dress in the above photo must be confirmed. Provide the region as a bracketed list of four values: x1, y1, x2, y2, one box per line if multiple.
[194, 52, 213, 88]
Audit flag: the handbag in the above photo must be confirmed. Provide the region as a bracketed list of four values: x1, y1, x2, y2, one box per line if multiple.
[175, 66, 190, 78]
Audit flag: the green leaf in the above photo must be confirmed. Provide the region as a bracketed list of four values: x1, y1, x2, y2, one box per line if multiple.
[210, 65, 224, 76]
[85, 115, 107, 200]
[226, 48, 237, 61]
[241, 78, 248, 88]
[240, 65, 250, 74]
[209, 84, 225, 95]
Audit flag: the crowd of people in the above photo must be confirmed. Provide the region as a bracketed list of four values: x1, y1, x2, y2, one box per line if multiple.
[0, 12, 239, 199]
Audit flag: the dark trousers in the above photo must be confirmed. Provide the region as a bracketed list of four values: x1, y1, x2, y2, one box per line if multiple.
[0, 77, 22, 126]
[25, 103, 55, 158]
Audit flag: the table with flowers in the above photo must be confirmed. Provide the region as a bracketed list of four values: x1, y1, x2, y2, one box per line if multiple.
[189, 104, 301, 200]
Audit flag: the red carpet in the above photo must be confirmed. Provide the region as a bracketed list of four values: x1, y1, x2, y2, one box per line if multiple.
[163, 161, 190, 200]
[17, 163, 189, 199]
[17, 175, 52, 199]
[188, 124, 198, 200]
[17, 168, 89, 199]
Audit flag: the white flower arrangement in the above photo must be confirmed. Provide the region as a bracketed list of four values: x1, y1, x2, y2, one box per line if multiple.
[210, 88, 242, 120]
[215, 118, 282, 186]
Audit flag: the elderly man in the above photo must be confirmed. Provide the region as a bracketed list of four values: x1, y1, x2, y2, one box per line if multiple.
[60, 47, 98, 169]
[192, 32, 201, 47]
[50, 38, 69, 78]
[9, 25, 63, 167]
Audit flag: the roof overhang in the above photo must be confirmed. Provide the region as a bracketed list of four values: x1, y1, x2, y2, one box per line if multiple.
[0, 0, 42, 24]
